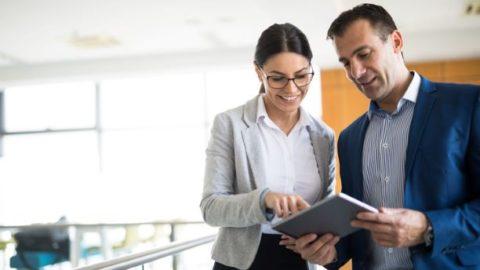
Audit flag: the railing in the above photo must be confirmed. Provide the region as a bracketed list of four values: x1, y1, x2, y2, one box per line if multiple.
[0, 220, 209, 268]
[74, 234, 216, 270]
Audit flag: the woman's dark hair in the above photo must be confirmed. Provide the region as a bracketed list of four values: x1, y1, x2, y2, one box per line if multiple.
[254, 23, 313, 93]
[327, 3, 398, 41]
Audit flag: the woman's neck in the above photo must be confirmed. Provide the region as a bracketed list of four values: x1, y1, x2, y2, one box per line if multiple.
[263, 96, 300, 135]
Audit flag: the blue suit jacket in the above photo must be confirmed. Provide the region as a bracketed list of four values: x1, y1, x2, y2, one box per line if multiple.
[327, 77, 480, 270]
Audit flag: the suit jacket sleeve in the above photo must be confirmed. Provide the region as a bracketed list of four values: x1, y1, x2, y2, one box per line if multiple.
[425, 91, 480, 257]
[200, 114, 269, 228]
[325, 131, 352, 269]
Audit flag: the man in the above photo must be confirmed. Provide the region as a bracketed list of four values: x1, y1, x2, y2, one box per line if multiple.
[290, 3, 480, 270]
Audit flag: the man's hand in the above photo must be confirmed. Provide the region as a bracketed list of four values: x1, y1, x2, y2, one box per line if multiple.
[280, 233, 339, 265]
[351, 207, 429, 248]
[264, 192, 310, 218]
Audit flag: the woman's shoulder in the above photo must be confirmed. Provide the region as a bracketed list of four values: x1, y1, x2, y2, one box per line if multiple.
[218, 104, 245, 119]
[213, 96, 258, 125]
[305, 112, 335, 139]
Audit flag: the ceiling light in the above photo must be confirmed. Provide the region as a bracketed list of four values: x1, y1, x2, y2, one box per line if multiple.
[465, 0, 480, 15]
[69, 33, 121, 49]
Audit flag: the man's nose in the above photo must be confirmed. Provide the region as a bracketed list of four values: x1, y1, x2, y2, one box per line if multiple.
[350, 61, 366, 80]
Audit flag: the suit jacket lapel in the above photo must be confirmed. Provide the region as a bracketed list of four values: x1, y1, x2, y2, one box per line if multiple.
[405, 77, 437, 180]
[347, 115, 371, 262]
[352, 116, 370, 201]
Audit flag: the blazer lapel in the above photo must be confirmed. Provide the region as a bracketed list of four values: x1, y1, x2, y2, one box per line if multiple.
[242, 127, 267, 189]
[405, 77, 437, 180]
[241, 96, 267, 189]
[308, 127, 328, 198]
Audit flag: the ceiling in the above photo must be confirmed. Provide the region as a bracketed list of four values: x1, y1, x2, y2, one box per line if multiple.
[0, 0, 479, 85]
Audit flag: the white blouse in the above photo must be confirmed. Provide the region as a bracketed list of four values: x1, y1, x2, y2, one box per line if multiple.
[256, 95, 322, 234]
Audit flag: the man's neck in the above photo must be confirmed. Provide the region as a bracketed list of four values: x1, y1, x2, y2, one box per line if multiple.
[378, 69, 413, 113]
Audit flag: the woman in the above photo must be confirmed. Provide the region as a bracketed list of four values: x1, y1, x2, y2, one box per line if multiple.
[200, 23, 336, 270]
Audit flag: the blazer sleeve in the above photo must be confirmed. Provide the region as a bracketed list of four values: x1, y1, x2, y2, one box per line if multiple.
[200, 113, 269, 228]
[425, 90, 480, 257]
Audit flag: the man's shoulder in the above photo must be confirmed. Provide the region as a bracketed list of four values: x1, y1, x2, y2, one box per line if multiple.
[339, 113, 368, 141]
[429, 79, 480, 89]
[421, 78, 480, 111]
[426, 78, 480, 96]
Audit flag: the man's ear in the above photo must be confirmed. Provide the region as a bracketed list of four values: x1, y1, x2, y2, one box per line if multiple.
[391, 30, 404, 54]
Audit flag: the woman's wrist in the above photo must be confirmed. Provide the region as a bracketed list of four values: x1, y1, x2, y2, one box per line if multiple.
[259, 189, 274, 221]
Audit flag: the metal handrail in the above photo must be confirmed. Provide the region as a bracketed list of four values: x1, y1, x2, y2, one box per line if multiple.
[0, 220, 204, 230]
[74, 234, 216, 270]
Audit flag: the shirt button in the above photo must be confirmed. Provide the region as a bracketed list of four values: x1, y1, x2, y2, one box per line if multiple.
[388, 248, 393, 254]
[382, 143, 389, 149]
[384, 176, 390, 183]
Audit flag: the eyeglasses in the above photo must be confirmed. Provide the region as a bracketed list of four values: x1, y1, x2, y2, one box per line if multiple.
[259, 68, 314, 89]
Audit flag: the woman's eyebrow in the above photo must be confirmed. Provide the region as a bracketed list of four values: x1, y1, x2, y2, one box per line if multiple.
[294, 66, 310, 74]
[267, 70, 286, 76]
[267, 66, 310, 76]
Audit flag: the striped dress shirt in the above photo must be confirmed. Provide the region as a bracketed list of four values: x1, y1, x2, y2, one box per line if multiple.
[362, 72, 421, 270]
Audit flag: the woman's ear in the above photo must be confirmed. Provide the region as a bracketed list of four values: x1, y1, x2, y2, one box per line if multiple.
[254, 62, 263, 82]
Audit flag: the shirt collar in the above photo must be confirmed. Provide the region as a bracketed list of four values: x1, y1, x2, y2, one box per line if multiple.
[367, 71, 421, 119]
[256, 95, 311, 129]
[402, 71, 421, 104]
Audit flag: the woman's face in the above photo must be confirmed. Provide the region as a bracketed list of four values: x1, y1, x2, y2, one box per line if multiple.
[256, 52, 312, 116]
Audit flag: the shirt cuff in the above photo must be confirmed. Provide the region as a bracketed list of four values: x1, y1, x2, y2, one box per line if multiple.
[259, 188, 275, 221]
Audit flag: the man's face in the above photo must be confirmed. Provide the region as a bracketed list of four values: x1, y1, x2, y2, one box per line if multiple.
[333, 19, 401, 102]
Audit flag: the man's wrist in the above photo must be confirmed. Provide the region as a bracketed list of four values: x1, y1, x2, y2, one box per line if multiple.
[423, 217, 434, 247]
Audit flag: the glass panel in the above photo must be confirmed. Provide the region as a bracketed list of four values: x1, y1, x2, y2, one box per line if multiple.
[4, 82, 96, 132]
[205, 66, 258, 125]
[99, 127, 206, 221]
[0, 131, 99, 224]
[101, 73, 205, 129]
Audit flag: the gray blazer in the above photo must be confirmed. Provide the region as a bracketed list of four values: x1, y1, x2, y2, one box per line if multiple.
[200, 95, 336, 270]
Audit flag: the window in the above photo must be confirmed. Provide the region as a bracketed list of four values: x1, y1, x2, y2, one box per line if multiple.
[205, 67, 258, 124]
[4, 82, 95, 132]
[0, 131, 98, 224]
[0, 65, 322, 224]
[101, 74, 205, 129]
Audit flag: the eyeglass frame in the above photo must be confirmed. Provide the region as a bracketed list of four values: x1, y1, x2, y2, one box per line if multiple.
[256, 65, 315, 89]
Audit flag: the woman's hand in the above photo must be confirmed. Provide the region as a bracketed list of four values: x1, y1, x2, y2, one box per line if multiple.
[279, 234, 298, 252]
[280, 234, 339, 266]
[291, 233, 339, 265]
[264, 192, 310, 218]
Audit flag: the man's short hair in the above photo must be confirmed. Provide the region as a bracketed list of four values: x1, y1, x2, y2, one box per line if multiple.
[327, 3, 398, 41]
